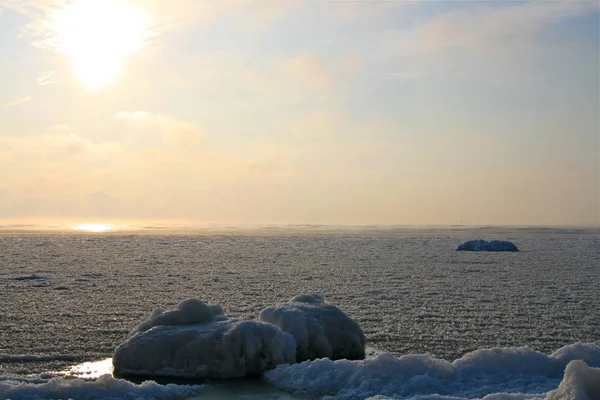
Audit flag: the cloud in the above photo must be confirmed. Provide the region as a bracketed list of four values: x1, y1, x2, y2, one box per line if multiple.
[0, 127, 121, 164]
[392, 0, 599, 57]
[114, 111, 203, 149]
[174, 51, 343, 112]
[3, 96, 32, 107]
[37, 71, 56, 85]
[323, 1, 417, 22]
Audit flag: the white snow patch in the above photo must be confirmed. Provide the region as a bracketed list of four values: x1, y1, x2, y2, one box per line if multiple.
[0, 373, 205, 400]
[264, 343, 600, 400]
[113, 298, 296, 378]
[259, 294, 366, 361]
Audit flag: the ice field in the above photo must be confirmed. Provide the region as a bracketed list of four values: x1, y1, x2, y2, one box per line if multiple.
[1, 227, 599, 399]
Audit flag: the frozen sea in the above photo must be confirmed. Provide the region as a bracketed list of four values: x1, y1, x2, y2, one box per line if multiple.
[1, 226, 599, 399]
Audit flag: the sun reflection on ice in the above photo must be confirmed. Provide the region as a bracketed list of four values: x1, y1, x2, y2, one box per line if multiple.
[64, 358, 114, 379]
[73, 223, 115, 232]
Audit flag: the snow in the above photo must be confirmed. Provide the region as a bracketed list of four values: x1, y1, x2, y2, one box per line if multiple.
[264, 343, 600, 400]
[113, 298, 296, 378]
[133, 297, 227, 334]
[546, 360, 600, 400]
[0, 373, 205, 400]
[456, 240, 519, 252]
[259, 294, 366, 362]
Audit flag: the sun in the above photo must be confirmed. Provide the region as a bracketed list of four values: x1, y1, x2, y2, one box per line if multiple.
[49, 0, 151, 90]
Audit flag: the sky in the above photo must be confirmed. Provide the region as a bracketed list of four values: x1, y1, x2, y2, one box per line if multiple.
[0, 0, 598, 227]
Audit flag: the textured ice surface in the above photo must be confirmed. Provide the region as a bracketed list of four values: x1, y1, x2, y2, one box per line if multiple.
[264, 343, 600, 400]
[260, 294, 366, 361]
[113, 298, 296, 378]
[456, 239, 519, 252]
[0, 228, 598, 380]
[0, 373, 205, 400]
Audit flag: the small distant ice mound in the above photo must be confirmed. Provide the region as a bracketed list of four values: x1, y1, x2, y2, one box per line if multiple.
[547, 360, 600, 400]
[259, 294, 366, 362]
[456, 239, 519, 252]
[113, 298, 296, 379]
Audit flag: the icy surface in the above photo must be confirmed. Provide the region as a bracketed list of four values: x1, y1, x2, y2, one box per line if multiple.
[0, 228, 598, 378]
[456, 239, 519, 252]
[264, 343, 600, 400]
[260, 294, 366, 361]
[546, 360, 600, 400]
[0, 373, 205, 400]
[113, 298, 296, 378]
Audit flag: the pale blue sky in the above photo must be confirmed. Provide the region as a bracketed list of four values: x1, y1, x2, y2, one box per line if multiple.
[0, 0, 598, 226]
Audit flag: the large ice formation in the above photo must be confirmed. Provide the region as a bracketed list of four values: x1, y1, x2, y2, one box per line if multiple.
[456, 239, 519, 252]
[112, 298, 296, 378]
[264, 342, 600, 400]
[259, 294, 366, 362]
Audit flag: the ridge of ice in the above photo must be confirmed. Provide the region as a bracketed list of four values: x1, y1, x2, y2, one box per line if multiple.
[0, 373, 205, 400]
[264, 342, 600, 400]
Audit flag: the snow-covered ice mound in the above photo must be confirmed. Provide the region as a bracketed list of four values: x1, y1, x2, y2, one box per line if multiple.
[547, 360, 600, 400]
[0, 373, 205, 400]
[259, 294, 366, 362]
[456, 239, 519, 252]
[113, 298, 296, 379]
[264, 342, 600, 400]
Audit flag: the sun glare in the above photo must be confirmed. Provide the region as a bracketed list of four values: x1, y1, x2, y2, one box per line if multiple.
[50, 0, 151, 90]
[73, 223, 114, 233]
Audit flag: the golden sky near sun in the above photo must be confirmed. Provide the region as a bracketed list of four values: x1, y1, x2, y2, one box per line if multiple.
[0, 0, 598, 226]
